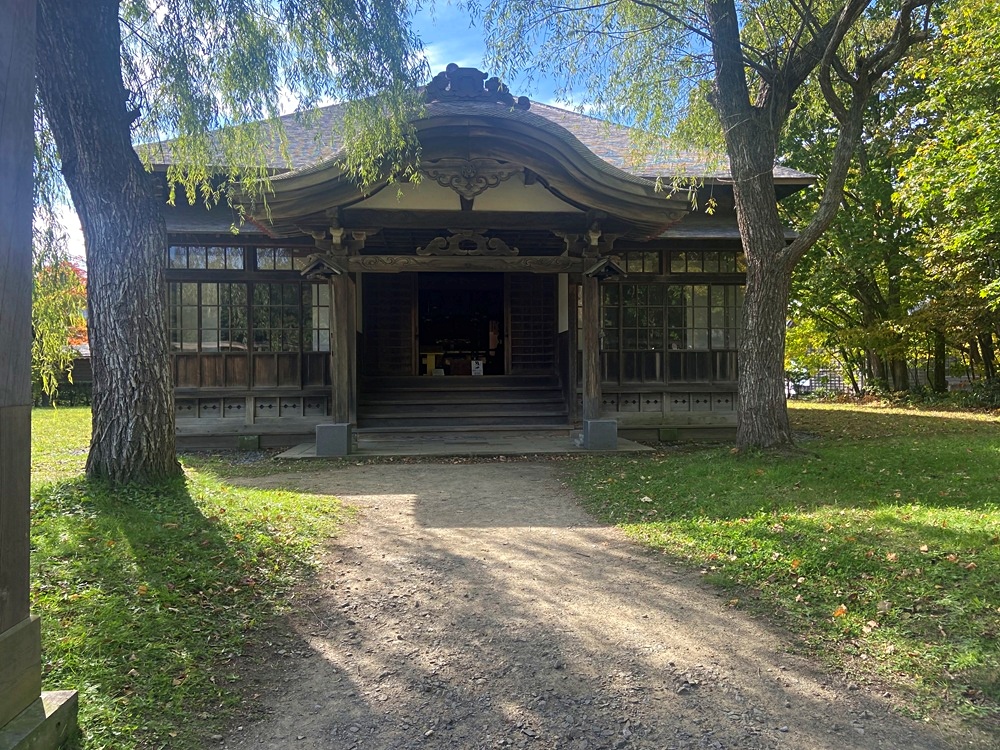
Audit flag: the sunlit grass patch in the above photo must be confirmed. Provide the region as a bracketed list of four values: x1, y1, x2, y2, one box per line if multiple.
[31, 407, 347, 749]
[569, 404, 1000, 723]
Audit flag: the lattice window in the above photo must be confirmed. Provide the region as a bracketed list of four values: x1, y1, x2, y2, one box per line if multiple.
[169, 281, 329, 355]
[623, 251, 661, 275]
[669, 250, 745, 274]
[168, 245, 245, 270]
[255, 247, 310, 271]
[600, 282, 743, 384]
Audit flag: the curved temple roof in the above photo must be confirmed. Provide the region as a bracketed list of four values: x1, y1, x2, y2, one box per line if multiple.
[151, 65, 814, 241]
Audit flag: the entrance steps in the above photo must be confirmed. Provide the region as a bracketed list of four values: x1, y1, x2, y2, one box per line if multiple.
[357, 375, 570, 429]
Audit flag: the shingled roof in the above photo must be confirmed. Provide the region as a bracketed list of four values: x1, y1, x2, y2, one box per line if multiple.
[148, 98, 812, 185]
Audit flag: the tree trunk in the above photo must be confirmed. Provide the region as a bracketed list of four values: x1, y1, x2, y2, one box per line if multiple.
[37, 0, 180, 484]
[889, 356, 909, 391]
[978, 333, 997, 380]
[705, 0, 795, 449]
[932, 331, 947, 393]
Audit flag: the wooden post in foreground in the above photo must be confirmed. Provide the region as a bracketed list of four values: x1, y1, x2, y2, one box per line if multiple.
[0, 1, 78, 746]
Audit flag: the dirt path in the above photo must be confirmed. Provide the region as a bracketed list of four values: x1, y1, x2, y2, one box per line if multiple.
[224, 461, 980, 750]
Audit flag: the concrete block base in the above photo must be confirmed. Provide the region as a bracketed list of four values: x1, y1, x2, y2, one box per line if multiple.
[0, 691, 78, 750]
[583, 419, 618, 450]
[316, 423, 352, 456]
[236, 435, 260, 451]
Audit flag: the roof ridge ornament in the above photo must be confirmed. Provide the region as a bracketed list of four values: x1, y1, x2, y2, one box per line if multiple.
[425, 63, 530, 110]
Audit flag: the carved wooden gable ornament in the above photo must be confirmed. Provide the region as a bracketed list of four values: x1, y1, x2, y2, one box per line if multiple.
[422, 158, 521, 201]
[424, 63, 530, 110]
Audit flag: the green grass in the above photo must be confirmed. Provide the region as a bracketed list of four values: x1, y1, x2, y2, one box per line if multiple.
[568, 402, 1000, 723]
[31, 407, 348, 749]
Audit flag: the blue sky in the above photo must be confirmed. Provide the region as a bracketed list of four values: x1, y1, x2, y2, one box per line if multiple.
[412, 4, 565, 106]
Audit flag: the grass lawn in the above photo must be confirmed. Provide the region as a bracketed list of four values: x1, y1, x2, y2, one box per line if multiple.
[30, 402, 999, 744]
[568, 401, 1000, 727]
[31, 407, 347, 750]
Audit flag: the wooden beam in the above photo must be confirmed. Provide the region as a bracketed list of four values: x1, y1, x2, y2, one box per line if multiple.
[349, 255, 585, 274]
[341, 209, 591, 233]
[581, 275, 601, 420]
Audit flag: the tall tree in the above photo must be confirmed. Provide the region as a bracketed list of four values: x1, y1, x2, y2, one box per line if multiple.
[35, 0, 424, 484]
[477, 0, 933, 448]
[781, 77, 926, 393]
[899, 0, 1000, 378]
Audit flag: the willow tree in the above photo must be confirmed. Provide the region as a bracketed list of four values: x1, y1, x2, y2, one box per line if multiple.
[477, 0, 933, 449]
[35, 0, 424, 484]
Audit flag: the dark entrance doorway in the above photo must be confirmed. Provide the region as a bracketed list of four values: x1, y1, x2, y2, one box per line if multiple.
[361, 272, 557, 378]
[418, 273, 504, 375]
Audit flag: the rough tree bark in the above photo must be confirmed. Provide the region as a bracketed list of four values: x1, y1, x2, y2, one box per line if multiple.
[704, 0, 927, 449]
[706, 0, 804, 448]
[37, 0, 181, 484]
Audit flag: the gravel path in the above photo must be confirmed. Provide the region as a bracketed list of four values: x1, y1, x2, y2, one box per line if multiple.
[224, 461, 981, 750]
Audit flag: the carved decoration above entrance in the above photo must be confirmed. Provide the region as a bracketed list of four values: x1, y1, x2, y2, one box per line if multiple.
[422, 158, 522, 201]
[416, 230, 519, 257]
[425, 63, 530, 110]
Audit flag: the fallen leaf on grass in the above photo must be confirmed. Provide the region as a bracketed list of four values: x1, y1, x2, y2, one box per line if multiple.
[832, 604, 848, 618]
[639, 495, 653, 503]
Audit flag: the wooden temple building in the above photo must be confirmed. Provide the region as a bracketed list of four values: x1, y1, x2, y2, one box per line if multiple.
[157, 65, 811, 450]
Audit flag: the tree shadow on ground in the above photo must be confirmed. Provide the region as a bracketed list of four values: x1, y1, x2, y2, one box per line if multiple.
[31, 473, 316, 749]
[224, 462, 986, 749]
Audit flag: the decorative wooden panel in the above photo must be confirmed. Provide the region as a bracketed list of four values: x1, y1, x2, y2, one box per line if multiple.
[174, 355, 200, 388]
[507, 274, 556, 373]
[363, 273, 417, 375]
[224, 355, 250, 388]
[201, 356, 225, 387]
[302, 352, 330, 387]
[253, 354, 278, 387]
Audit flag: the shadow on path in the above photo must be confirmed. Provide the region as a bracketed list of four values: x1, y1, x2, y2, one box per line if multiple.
[224, 463, 983, 750]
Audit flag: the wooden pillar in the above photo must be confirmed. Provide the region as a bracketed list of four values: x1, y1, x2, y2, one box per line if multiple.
[329, 273, 356, 424]
[1, 1, 77, 744]
[567, 280, 580, 423]
[346, 274, 358, 425]
[0, 0, 40, 723]
[581, 274, 601, 420]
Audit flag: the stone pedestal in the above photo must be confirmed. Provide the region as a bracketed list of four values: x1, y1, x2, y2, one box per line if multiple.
[316, 423, 352, 456]
[0, 691, 78, 750]
[583, 419, 618, 450]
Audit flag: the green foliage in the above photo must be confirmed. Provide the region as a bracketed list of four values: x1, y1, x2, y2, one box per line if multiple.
[31, 224, 86, 404]
[43, 0, 427, 210]
[954, 379, 1000, 411]
[568, 402, 1000, 721]
[31, 408, 349, 749]
[780, 69, 931, 389]
[899, 0, 1000, 310]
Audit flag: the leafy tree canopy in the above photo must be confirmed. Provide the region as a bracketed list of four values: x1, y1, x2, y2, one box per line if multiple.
[471, 0, 932, 447]
[899, 0, 1000, 309]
